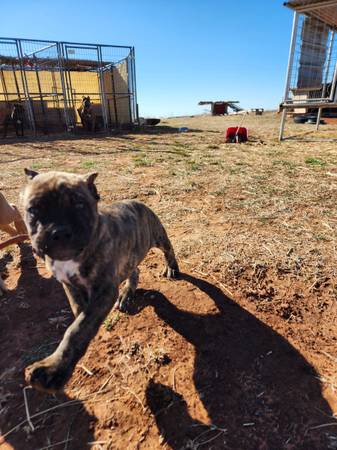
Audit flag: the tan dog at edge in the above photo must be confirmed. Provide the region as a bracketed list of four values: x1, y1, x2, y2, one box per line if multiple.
[0, 191, 28, 294]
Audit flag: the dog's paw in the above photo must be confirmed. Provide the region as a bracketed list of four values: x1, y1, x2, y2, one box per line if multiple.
[162, 264, 180, 280]
[25, 359, 67, 394]
[115, 290, 134, 314]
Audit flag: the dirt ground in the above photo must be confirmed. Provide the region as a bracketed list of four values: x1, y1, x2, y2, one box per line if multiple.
[0, 112, 337, 450]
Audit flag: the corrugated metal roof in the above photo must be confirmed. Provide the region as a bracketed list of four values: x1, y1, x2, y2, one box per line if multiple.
[285, 0, 337, 28]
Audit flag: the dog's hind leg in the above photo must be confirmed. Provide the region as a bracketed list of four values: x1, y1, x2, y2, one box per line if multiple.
[156, 227, 180, 279]
[14, 219, 27, 235]
[0, 223, 18, 237]
[115, 268, 139, 312]
[11, 204, 28, 234]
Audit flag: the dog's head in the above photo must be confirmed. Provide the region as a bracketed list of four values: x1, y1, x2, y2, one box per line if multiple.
[82, 96, 91, 109]
[22, 169, 100, 261]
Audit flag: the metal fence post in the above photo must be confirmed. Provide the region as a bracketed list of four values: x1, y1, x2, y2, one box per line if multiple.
[130, 47, 139, 124]
[16, 39, 36, 134]
[125, 53, 132, 125]
[57, 42, 72, 131]
[279, 12, 299, 141]
[98, 45, 109, 130]
[283, 12, 299, 103]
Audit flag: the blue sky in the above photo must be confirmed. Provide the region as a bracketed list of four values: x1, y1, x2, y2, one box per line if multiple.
[1, 1, 293, 117]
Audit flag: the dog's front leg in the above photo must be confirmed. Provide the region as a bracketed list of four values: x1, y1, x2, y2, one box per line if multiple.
[62, 283, 89, 318]
[25, 283, 118, 393]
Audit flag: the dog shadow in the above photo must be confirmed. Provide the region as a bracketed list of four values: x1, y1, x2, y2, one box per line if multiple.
[0, 244, 96, 450]
[140, 273, 336, 450]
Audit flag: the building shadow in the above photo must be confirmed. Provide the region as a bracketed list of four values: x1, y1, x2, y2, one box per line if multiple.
[143, 273, 336, 450]
[0, 244, 96, 449]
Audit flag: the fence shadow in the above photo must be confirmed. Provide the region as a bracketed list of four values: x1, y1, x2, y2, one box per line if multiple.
[1, 123, 207, 145]
[143, 273, 336, 450]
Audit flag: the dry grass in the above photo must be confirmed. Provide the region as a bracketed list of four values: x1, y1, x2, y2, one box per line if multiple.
[2, 112, 337, 328]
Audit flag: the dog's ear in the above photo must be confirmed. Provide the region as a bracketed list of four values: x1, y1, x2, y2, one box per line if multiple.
[24, 168, 39, 180]
[84, 172, 100, 201]
[84, 172, 98, 184]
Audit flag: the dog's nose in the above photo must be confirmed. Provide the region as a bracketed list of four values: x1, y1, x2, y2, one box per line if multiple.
[51, 226, 72, 242]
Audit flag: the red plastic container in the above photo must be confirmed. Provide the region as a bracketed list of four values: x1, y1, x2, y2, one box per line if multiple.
[226, 127, 248, 143]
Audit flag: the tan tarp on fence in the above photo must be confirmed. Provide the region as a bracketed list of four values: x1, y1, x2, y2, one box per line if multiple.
[0, 59, 131, 128]
[103, 61, 131, 125]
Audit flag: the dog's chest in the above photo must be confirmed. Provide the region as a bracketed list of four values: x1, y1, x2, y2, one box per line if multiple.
[49, 259, 84, 285]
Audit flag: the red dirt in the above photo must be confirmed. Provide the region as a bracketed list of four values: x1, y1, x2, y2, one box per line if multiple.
[0, 243, 335, 450]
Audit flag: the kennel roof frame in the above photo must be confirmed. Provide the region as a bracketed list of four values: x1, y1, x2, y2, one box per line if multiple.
[0, 37, 133, 71]
[285, 0, 337, 28]
[0, 55, 125, 71]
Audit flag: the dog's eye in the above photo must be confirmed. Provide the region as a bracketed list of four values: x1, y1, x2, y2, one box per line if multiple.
[27, 206, 38, 217]
[75, 202, 86, 210]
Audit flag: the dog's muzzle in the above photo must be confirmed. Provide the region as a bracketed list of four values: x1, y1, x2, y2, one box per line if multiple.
[50, 225, 73, 243]
[35, 225, 81, 260]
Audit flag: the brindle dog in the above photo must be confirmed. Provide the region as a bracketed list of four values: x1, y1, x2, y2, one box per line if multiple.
[77, 96, 96, 132]
[22, 169, 179, 393]
[3, 102, 25, 138]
